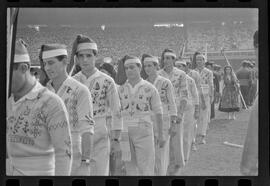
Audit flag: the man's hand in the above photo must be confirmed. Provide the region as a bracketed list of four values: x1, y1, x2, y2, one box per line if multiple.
[169, 115, 178, 137]
[157, 134, 166, 148]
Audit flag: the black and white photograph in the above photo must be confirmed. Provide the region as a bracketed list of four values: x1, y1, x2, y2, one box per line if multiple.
[6, 8, 258, 176]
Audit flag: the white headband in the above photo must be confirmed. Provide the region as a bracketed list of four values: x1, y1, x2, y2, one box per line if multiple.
[175, 60, 186, 66]
[42, 49, 67, 59]
[164, 52, 176, 58]
[124, 58, 141, 65]
[14, 54, 30, 63]
[196, 54, 206, 61]
[76, 42, 97, 52]
[144, 57, 159, 64]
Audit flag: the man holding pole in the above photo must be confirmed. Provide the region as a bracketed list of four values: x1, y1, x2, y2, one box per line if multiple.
[194, 54, 214, 145]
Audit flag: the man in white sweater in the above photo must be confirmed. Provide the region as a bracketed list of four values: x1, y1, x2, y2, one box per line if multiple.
[41, 43, 95, 175]
[6, 39, 72, 175]
[72, 35, 123, 175]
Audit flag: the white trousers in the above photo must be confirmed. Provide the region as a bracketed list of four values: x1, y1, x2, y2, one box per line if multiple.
[154, 116, 170, 175]
[167, 112, 185, 175]
[6, 156, 55, 176]
[90, 117, 110, 176]
[197, 95, 210, 136]
[183, 104, 195, 162]
[124, 122, 155, 176]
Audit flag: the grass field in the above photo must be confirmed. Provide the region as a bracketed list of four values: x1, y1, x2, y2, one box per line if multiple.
[180, 106, 252, 176]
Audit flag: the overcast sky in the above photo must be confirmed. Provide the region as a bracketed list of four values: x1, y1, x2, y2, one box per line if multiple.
[17, 8, 258, 27]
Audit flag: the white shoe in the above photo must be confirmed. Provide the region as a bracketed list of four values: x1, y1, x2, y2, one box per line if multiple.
[201, 138, 206, 144]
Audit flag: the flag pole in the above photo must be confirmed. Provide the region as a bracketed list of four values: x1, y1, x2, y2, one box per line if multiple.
[204, 43, 208, 62]
[7, 8, 19, 98]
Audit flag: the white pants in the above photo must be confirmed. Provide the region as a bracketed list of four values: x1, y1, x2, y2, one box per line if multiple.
[167, 112, 185, 175]
[197, 95, 210, 136]
[90, 117, 110, 176]
[183, 104, 195, 162]
[124, 122, 155, 176]
[154, 116, 170, 175]
[6, 156, 55, 176]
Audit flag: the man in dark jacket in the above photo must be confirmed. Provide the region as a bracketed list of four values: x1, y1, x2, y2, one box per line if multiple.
[236, 60, 252, 108]
[205, 61, 219, 119]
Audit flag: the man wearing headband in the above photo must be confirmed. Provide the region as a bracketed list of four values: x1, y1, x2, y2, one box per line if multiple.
[72, 35, 123, 176]
[158, 49, 188, 175]
[175, 59, 199, 162]
[118, 55, 164, 175]
[41, 43, 95, 175]
[240, 30, 258, 176]
[142, 54, 177, 175]
[6, 39, 72, 175]
[194, 54, 214, 145]
[236, 60, 252, 108]
[185, 59, 206, 150]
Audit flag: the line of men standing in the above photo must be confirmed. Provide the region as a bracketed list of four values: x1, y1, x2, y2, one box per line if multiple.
[7, 34, 215, 176]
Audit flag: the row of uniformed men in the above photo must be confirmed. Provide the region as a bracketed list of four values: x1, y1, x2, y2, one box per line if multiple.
[6, 35, 213, 176]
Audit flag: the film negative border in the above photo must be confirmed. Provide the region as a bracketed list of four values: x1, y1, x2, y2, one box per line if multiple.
[1, 0, 268, 186]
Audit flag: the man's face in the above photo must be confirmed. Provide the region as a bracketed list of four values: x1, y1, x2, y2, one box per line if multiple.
[163, 55, 175, 69]
[43, 57, 66, 80]
[77, 49, 96, 73]
[11, 63, 28, 94]
[196, 55, 205, 68]
[143, 61, 157, 76]
[175, 63, 186, 72]
[125, 63, 141, 80]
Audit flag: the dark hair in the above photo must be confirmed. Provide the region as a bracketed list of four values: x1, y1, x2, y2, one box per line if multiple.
[100, 63, 116, 80]
[192, 51, 201, 69]
[223, 65, 237, 83]
[39, 44, 50, 86]
[115, 56, 127, 85]
[253, 30, 258, 49]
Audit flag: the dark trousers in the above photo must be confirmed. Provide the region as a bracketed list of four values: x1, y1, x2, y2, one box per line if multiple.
[240, 85, 250, 108]
[211, 101, 215, 119]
